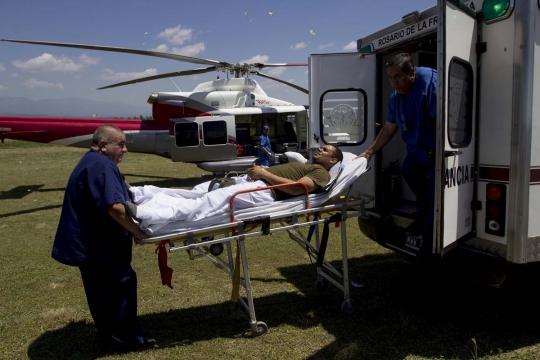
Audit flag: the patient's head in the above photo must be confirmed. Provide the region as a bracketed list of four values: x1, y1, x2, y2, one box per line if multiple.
[312, 145, 343, 170]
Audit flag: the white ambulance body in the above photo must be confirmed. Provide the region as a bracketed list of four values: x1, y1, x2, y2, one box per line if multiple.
[308, 0, 540, 265]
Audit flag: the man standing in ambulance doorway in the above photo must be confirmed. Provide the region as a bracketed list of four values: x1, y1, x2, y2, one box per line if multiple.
[356, 53, 437, 248]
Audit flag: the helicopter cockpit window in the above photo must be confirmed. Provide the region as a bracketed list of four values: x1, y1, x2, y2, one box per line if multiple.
[320, 89, 367, 145]
[175, 122, 199, 147]
[203, 120, 227, 145]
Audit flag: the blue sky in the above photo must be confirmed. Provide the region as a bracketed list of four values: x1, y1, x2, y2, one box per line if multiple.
[0, 0, 437, 111]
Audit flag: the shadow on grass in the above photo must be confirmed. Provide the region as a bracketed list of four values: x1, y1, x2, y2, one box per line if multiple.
[0, 204, 63, 219]
[27, 251, 540, 360]
[27, 291, 322, 360]
[278, 250, 540, 360]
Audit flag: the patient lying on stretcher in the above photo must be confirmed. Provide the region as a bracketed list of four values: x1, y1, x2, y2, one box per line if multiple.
[125, 146, 343, 229]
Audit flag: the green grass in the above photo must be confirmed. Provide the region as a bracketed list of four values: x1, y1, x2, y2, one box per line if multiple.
[1, 140, 540, 359]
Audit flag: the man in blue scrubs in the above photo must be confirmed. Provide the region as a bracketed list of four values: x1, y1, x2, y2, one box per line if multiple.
[52, 124, 155, 350]
[357, 53, 437, 246]
[258, 125, 273, 166]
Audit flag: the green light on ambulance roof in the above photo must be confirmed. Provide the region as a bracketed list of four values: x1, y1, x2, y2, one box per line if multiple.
[482, 0, 510, 23]
[359, 43, 373, 54]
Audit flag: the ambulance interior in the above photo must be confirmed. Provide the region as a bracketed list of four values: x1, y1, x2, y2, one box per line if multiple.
[375, 36, 437, 223]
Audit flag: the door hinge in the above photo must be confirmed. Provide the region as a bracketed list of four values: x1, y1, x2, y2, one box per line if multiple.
[476, 42, 487, 54]
[471, 200, 482, 211]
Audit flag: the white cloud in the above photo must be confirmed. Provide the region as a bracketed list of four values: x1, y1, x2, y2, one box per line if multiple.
[0, 84, 6, 90]
[0, 64, 5, 72]
[343, 41, 357, 51]
[290, 42, 307, 50]
[170, 42, 205, 56]
[24, 78, 64, 89]
[239, 55, 269, 64]
[268, 67, 286, 76]
[8, 73, 18, 78]
[157, 25, 193, 45]
[100, 68, 158, 81]
[78, 53, 101, 66]
[151, 44, 170, 52]
[12, 53, 99, 72]
[319, 42, 334, 50]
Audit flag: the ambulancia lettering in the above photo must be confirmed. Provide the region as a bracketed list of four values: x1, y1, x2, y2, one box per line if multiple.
[445, 164, 474, 188]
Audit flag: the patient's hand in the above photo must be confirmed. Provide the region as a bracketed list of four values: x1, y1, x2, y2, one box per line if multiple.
[246, 165, 266, 181]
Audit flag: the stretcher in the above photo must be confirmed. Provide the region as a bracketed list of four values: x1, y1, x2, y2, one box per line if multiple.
[140, 154, 370, 336]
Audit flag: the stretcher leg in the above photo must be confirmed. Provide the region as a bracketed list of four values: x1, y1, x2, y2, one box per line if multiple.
[238, 237, 268, 336]
[339, 212, 356, 314]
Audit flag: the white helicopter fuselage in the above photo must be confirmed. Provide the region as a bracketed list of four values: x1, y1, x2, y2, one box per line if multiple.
[148, 78, 308, 170]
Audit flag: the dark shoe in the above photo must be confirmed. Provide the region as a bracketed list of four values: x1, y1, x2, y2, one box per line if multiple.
[137, 338, 157, 350]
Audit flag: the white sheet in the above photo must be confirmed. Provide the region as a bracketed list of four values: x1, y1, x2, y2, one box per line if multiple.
[144, 154, 368, 236]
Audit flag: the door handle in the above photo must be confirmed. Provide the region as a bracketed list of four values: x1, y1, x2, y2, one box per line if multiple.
[444, 150, 463, 157]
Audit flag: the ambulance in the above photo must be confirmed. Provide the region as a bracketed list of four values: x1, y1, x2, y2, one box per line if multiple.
[308, 0, 540, 272]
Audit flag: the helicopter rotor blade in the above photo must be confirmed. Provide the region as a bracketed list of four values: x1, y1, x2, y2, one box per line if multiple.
[1, 38, 221, 66]
[2, 39, 309, 93]
[97, 67, 217, 90]
[251, 71, 308, 94]
[253, 62, 308, 69]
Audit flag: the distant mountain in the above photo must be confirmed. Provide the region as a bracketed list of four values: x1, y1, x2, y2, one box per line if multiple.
[0, 96, 152, 118]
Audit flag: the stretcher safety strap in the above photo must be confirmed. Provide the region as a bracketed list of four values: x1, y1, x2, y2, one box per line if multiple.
[316, 213, 342, 269]
[242, 216, 271, 235]
[156, 240, 174, 289]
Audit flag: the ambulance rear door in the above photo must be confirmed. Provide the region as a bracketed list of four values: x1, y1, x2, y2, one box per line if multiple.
[436, 0, 479, 253]
[309, 53, 376, 195]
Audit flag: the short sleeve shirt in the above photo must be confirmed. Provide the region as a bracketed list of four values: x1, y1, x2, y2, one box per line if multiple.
[52, 150, 132, 266]
[266, 162, 330, 200]
[258, 134, 271, 163]
[387, 67, 437, 163]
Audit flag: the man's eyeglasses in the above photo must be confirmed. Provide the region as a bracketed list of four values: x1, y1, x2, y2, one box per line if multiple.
[106, 141, 126, 148]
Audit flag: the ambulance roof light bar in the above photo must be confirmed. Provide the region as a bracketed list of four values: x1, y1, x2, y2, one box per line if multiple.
[402, 11, 421, 25]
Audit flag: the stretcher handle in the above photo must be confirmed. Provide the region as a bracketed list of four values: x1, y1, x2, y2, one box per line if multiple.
[229, 182, 310, 222]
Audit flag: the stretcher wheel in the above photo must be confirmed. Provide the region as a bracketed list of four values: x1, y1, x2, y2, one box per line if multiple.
[209, 243, 224, 256]
[253, 321, 268, 336]
[341, 299, 357, 315]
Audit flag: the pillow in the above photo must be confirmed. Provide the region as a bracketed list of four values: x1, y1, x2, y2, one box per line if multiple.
[283, 151, 308, 164]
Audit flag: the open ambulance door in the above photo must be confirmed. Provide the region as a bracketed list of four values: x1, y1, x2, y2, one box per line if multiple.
[309, 53, 376, 196]
[436, 0, 479, 254]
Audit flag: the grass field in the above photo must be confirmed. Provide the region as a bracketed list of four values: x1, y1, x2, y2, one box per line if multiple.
[1, 140, 540, 360]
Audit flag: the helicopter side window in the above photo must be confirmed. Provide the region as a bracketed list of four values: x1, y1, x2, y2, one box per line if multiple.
[203, 120, 227, 146]
[175, 122, 199, 147]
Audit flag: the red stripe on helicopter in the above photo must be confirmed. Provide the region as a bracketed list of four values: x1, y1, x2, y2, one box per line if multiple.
[0, 116, 158, 143]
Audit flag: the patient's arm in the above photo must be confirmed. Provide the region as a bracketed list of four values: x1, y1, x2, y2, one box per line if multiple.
[246, 166, 318, 195]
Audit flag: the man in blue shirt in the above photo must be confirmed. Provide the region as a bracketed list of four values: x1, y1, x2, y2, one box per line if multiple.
[357, 53, 437, 246]
[52, 124, 155, 350]
[258, 125, 273, 166]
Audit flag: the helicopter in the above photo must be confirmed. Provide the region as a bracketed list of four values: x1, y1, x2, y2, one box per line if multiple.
[0, 39, 309, 173]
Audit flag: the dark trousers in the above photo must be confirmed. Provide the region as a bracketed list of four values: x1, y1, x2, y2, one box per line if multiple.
[79, 263, 145, 348]
[401, 155, 435, 241]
